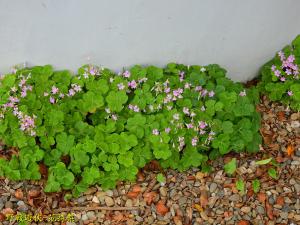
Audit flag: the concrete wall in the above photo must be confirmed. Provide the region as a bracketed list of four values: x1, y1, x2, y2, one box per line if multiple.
[0, 0, 300, 82]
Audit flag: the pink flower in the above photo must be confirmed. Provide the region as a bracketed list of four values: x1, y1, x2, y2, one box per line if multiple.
[49, 96, 55, 104]
[152, 129, 159, 135]
[201, 89, 208, 97]
[59, 93, 65, 98]
[9, 96, 19, 103]
[51, 86, 59, 94]
[287, 55, 295, 63]
[274, 70, 281, 77]
[164, 87, 170, 93]
[21, 91, 27, 98]
[111, 114, 118, 121]
[123, 70, 131, 78]
[280, 77, 286, 82]
[208, 91, 215, 97]
[183, 107, 190, 115]
[271, 65, 276, 71]
[83, 72, 89, 79]
[72, 84, 82, 92]
[68, 89, 75, 96]
[287, 90, 293, 96]
[239, 90, 246, 96]
[179, 71, 185, 82]
[184, 83, 191, 89]
[128, 80, 137, 89]
[191, 137, 198, 146]
[173, 113, 180, 120]
[165, 127, 171, 133]
[117, 83, 125, 90]
[44, 92, 49, 97]
[186, 123, 194, 129]
[198, 121, 207, 129]
[195, 86, 202, 91]
[286, 69, 292, 75]
[90, 68, 96, 75]
[133, 105, 140, 112]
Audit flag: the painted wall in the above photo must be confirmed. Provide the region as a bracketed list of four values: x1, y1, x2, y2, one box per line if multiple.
[0, 0, 299, 81]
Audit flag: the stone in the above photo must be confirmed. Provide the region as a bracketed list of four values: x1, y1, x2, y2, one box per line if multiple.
[159, 187, 167, 197]
[256, 206, 265, 214]
[81, 214, 88, 221]
[291, 121, 300, 128]
[209, 183, 218, 193]
[92, 196, 99, 203]
[279, 212, 288, 219]
[125, 199, 133, 207]
[241, 206, 251, 214]
[229, 194, 240, 202]
[104, 196, 114, 207]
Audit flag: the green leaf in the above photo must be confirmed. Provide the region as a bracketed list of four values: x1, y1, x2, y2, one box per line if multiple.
[256, 158, 272, 165]
[106, 91, 128, 112]
[56, 132, 75, 155]
[156, 173, 166, 184]
[118, 152, 134, 167]
[268, 168, 278, 179]
[252, 179, 260, 193]
[222, 121, 234, 134]
[236, 179, 245, 195]
[224, 158, 236, 175]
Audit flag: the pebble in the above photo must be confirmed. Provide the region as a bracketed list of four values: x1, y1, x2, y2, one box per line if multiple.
[92, 196, 99, 203]
[209, 183, 218, 193]
[294, 184, 300, 193]
[104, 196, 114, 207]
[160, 187, 167, 197]
[280, 212, 288, 219]
[291, 121, 300, 128]
[125, 199, 133, 207]
[241, 206, 251, 213]
[228, 194, 240, 202]
[81, 214, 88, 221]
[256, 206, 265, 214]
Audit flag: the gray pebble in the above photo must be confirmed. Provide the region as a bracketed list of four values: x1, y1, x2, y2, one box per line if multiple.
[257, 206, 265, 214]
[228, 194, 240, 202]
[209, 183, 218, 193]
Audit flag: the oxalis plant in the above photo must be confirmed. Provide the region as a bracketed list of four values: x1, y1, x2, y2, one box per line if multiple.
[0, 63, 261, 196]
[259, 35, 300, 110]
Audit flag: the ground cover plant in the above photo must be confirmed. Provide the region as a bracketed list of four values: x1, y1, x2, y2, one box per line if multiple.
[0, 62, 261, 196]
[259, 35, 300, 110]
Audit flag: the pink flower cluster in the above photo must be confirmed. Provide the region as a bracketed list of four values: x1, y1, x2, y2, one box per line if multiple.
[271, 51, 299, 82]
[128, 80, 137, 89]
[0, 75, 36, 136]
[128, 104, 140, 112]
[82, 66, 100, 79]
[44, 84, 82, 104]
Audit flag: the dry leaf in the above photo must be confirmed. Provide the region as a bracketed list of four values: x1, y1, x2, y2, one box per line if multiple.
[156, 200, 169, 216]
[173, 215, 183, 225]
[257, 192, 266, 204]
[127, 185, 142, 199]
[143, 192, 157, 205]
[1, 208, 14, 215]
[0, 213, 5, 222]
[287, 144, 295, 156]
[28, 189, 40, 198]
[15, 189, 23, 199]
[277, 111, 285, 121]
[237, 220, 250, 225]
[276, 196, 284, 206]
[132, 185, 141, 193]
[199, 190, 208, 208]
[193, 204, 203, 213]
[266, 202, 274, 220]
